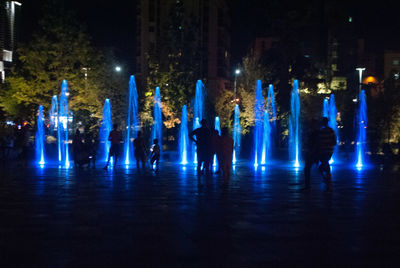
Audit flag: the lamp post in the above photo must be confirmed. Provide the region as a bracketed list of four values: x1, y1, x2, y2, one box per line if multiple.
[233, 69, 240, 100]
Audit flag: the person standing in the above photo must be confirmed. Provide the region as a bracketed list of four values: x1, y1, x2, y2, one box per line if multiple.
[189, 119, 212, 176]
[218, 127, 234, 181]
[73, 129, 83, 168]
[133, 131, 147, 172]
[318, 117, 337, 192]
[303, 119, 320, 189]
[149, 138, 161, 172]
[104, 124, 122, 170]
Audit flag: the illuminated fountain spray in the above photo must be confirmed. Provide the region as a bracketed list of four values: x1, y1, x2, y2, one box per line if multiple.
[49, 95, 58, 136]
[179, 105, 188, 164]
[261, 109, 271, 165]
[192, 80, 205, 163]
[152, 87, 162, 151]
[232, 104, 241, 164]
[58, 80, 70, 167]
[99, 99, 112, 162]
[124, 75, 140, 165]
[322, 98, 329, 118]
[267, 84, 277, 153]
[35, 105, 45, 165]
[329, 94, 339, 163]
[213, 116, 221, 166]
[254, 80, 264, 167]
[289, 79, 301, 167]
[356, 90, 367, 168]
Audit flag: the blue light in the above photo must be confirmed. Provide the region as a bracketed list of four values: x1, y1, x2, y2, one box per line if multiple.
[179, 105, 189, 165]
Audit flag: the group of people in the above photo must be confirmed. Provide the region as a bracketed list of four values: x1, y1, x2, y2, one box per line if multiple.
[304, 117, 337, 192]
[72, 129, 98, 168]
[189, 119, 234, 180]
[103, 124, 160, 172]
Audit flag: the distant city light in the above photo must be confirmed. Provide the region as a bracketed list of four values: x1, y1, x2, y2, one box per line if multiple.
[349, 17, 352, 23]
[115, 66, 121, 72]
[235, 69, 241, 75]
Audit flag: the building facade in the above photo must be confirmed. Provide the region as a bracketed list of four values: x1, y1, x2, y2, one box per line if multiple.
[136, 0, 231, 94]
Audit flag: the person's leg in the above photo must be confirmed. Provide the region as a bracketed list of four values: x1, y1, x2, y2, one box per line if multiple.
[141, 156, 146, 172]
[150, 155, 156, 169]
[319, 154, 332, 190]
[155, 155, 160, 171]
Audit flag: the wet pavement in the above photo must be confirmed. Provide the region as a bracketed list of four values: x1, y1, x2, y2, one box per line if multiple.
[1, 161, 400, 267]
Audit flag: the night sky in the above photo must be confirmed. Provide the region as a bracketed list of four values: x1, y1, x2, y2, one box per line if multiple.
[18, 0, 400, 72]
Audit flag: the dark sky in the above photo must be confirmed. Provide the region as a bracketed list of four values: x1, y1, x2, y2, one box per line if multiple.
[18, 0, 400, 71]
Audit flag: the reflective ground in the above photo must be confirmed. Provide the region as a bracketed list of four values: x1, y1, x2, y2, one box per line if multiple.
[1, 161, 400, 267]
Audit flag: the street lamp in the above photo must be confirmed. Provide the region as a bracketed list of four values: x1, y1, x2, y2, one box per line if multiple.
[234, 69, 241, 100]
[115, 66, 122, 72]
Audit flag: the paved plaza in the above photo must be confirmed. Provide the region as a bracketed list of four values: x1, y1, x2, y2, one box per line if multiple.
[1, 161, 400, 267]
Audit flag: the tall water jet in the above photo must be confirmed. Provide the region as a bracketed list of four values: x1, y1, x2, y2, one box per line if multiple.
[254, 80, 264, 166]
[356, 90, 367, 168]
[192, 80, 205, 163]
[266, 84, 277, 158]
[289, 79, 301, 167]
[179, 105, 189, 164]
[99, 99, 112, 162]
[35, 105, 45, 165]
[213, 116, 221, 166]
[261, 110, 271, 165]
[329, 94, 339, 163]
[152, 86, 162, 150]
[49, 95, 58, 136]
[58, 80, 70, 167]
[322, 98, 329, 118]
[232, 104, 241, 164]
[124, 75, 140, 165]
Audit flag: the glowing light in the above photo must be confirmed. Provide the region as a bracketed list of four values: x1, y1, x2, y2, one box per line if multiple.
[289, 80, 301, 167]
[124, 75, 139, 166]
[115, 66, 121, 72]
[235, 69, 241, 75]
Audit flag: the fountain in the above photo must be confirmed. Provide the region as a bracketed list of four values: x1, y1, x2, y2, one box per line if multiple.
[49, 95, 58, 136]
[289, 79, 301, 167]
[192, 80, 205, 163]
[232, 104, 241, 164]
[58, 80, 70, 167]
[35, 105, 45, 165]
[261, 109, 271, 165]
[356, 90, 367, 168]
[179, 105, 189, 164]
[254, 80, 264, 167]
[99, 99, 112, 162]
[124, 75, 140, 165]
[322, 98, 329, 118]
[152, 87, 162, 150]
[329, 94, 339, 163]
[267, 84, 277, 152]
[213, 116, 221, 166]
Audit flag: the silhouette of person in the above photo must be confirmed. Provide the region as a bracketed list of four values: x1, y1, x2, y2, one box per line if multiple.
[73, 129, 83, 167]
[150, 138, 160, 172]
[318, 117, 337, 191]
[218, 127, 234, 181]
[134, 131, 146, 172]
[303, 119, 320, 189]
[84, 131, 97, 168]
[104, 124, 122, 169]
[210, 128, 220, 172]
[189, 119, 211, 175]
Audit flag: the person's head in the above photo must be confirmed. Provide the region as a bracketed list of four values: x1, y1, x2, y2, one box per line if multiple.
[321, 117, 329, 127]
[153, 139, 158, 144]
[200, 119, 207, 127]
[137, 131, 142, 137]
[113, 123, 118, 130]
[221, 127, 229, 136]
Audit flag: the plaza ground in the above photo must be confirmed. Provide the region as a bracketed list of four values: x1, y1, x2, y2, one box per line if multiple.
[1, 161, 400, 267]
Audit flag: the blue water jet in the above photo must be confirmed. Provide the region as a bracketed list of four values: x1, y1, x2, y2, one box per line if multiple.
[152, 87, 162, 151]
[49, 95, 58, 136]
[58, 80, 70, 167]
[35, 105, 46, 165]
[213, 116, 221, 166]
[254, 80, 264, 166]
[267, 84, 277, 152]
[356, 90, 367, 168]
[232, 104, 241, 164]
[261, 110, 271, 165]
[329, 94, 339, 163]
[179, 105, 189, 164]
[124, 75, 140, 165]
[289, 79, 301, 167]
[322, 98, 329, 118]
[192, 80, 205, 163]
[99, 99, 112, 162]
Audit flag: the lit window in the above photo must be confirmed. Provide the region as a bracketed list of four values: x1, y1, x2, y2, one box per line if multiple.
[393, 59, 399, 66]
